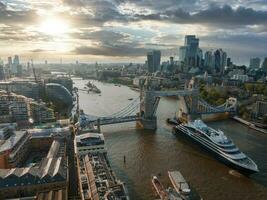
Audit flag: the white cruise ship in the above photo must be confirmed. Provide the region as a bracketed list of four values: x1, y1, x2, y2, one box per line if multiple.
[173, 120, 259, 174]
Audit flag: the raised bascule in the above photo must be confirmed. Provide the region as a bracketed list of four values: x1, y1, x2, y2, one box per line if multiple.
[82, 77, 237, 130]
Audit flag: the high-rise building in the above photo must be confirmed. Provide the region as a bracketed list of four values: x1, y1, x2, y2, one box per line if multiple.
[204, 51, 213, 71]
[0, 58, 4, 80]
[147, 50, 161, 73]
[179, 35, 202, 69]
[179, 46, 187, 61]
[11, 55, 20, 74]
[227, 58, 232, 67]
[262, 57, 267, 73]
[249, 58, 261, 69]
[8, 57, 12, 66]
[214, 49, 227, 75]
[13, 55, 19, 66]
[0, 65, 5, 80]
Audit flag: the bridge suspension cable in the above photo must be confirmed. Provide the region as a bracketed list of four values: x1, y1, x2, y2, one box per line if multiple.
[104, 97, 140, 118]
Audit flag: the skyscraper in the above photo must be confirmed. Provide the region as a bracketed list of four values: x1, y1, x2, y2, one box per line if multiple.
[262, 57, 267, 73]
[13, 55, 19, 66]
[147, 50, 161, 73]
[179, 35, 202, 69]
[8, 57, 12, 66]
[179, 46, 187, 61]
[214, 49, 227, 75]
[0, 58, 4, 80]
[249, 57, 261, 69]
[11, 55, 20, 74]
[204, 51, 213, 71]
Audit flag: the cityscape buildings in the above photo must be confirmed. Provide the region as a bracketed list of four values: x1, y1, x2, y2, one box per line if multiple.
[0, 127, 70, 199]
[249, 57, 261, 69]
[0, 90, 55, 125]
[214, 49, 227, 75]
[0, 0, 266, 198]
[179, 35, 202, 68]
[262, 57, 267, 73]
[147, 50, 161, 73]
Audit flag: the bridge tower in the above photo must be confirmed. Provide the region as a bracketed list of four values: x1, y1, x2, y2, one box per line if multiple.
[138, 77, 158, 130]
[185, 77, 199, 115]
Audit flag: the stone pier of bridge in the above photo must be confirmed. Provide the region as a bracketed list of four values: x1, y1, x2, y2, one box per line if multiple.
[137, 77, 197, 130]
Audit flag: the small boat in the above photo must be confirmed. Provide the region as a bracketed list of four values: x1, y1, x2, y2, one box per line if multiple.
[128, 98, 133, 101]
[151, 176, 168, 200]
[168, 171, 193, 200]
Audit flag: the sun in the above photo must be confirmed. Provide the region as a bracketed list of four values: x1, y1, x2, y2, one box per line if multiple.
[39, 17, 70, 36]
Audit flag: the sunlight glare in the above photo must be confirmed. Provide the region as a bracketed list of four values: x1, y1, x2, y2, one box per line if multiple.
[39, 17, 70, 36]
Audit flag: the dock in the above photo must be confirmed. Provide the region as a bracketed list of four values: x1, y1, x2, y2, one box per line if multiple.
[232, 116, 267, 134]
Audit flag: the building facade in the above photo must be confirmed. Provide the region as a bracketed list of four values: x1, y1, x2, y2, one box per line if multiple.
[147, 50, 161, 73]
[249, 57, 261, 69]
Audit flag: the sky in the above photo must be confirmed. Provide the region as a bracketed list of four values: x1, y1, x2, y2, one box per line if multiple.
[0, 0, 267, 65]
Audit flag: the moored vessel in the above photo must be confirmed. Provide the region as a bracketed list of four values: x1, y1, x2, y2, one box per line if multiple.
[173, 120, 259, 174]
[152, 176, 169, 200]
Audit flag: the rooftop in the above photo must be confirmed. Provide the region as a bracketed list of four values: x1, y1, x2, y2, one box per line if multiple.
[76, 133, 104, 146]
[0, 131, 27, 153]
[28, 127, 70, 139]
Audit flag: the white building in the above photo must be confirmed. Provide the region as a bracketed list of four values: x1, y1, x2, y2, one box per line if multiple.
[231, 74, 249, 83]
[75, 133, 106, 155]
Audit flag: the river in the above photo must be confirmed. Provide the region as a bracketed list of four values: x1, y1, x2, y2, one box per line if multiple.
[74, 79, 267, 200]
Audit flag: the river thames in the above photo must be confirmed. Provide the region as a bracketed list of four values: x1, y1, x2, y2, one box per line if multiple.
[74, 79, 267, 200]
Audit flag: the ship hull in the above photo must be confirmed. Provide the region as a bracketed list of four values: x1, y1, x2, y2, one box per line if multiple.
[172, 127, 258, 175]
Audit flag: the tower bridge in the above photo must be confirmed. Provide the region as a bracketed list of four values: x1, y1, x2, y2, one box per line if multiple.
[81, 77, 237, 130]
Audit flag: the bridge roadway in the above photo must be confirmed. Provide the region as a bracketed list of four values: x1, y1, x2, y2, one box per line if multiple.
[91, 115, 140, 126]
[148, 89, 198, 97]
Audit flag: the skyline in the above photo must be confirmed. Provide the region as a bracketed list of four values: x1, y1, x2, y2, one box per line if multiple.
[0, 0, 267, 64]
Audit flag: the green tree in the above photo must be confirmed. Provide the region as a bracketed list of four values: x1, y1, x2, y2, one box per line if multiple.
[264, 87, 267, 96]
[255, 84, 265, 94]
[245, 83, 254, 92]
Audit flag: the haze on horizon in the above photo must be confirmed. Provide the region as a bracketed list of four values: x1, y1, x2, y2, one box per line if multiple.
[0, 0, 267, 65]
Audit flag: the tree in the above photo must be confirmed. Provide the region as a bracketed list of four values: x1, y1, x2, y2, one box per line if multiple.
[245, 83, 254, 92]
[255, 84, 265, 94]
[264, 87, 267, 96]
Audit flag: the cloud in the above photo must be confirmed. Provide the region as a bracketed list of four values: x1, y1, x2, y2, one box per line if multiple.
[73, 45, 147, 57]
[0, 25, 52, 41]
[72, 30, 130, 44]
[133, 5, 267, 27]
[0, 3, 38, 25]
[0, 0, 267, 64]
[29, 49, 56, 53]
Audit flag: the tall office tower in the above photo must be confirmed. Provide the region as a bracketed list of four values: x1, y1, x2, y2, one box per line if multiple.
[13, 55, 19, 66]
[227, 57, 232, 67]
[197, 48, 203, 67]
[11, 55, 20, 74]
[204, 51, 213, 71]
[147, 50, 161, 73]
[179, 35, 202, 69]
[214, 49, 227, 75]
[0, 58, 4, 80]
[147, 52, 154, 73]
[179, 46, 187, 61]
[222, 51, 227, 70]
[262, 57, 267, 73]
[249, 57, 261, 69]
[8, 57, 12, 66]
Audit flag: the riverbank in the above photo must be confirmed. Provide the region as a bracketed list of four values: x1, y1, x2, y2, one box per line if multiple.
[232, 116, 267, 134]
